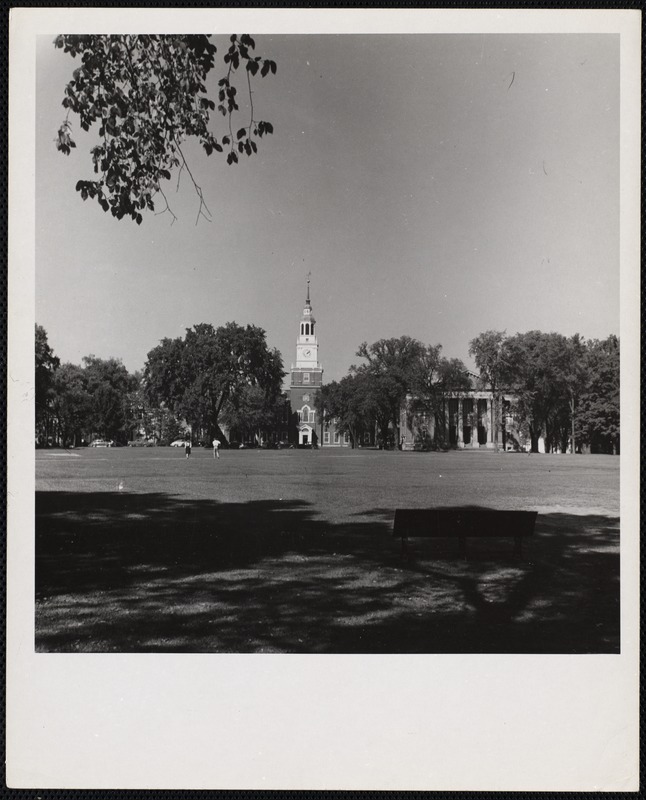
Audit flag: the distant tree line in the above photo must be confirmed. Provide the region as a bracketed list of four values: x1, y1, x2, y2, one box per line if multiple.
[35, 322, 285, 447]
[318, 331, 619, 454]
[469, 330, 619, 454]
[36, 324, 619, 454]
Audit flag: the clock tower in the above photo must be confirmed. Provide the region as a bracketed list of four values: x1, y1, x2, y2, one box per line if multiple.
[290, 277, 323, 445]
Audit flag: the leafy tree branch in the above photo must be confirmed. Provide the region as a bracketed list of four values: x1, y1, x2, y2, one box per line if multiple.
[54, 34, 276, 224]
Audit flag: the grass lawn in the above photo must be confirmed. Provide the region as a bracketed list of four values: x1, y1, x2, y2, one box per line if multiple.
[35, 447, 620, 653]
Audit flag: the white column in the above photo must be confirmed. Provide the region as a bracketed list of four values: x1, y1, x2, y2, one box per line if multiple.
[485, 398, 494, 448]
[457, 398, 464, 448]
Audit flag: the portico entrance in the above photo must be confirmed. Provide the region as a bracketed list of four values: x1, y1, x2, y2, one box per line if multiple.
[299, 425, 313, 445]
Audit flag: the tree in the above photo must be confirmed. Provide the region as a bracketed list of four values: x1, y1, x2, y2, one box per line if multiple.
[35, 325, 60, 445]
[552, 334, 588, 454]
[54, 34, 276, 224]
[468, 330, 513, 452]
[500, 331, 588, 453]
[316, 373, 380, 448]
[82, 355, 138, 442]
[408, 347, 471, 445]
[353, 336, 428, 447]
[222, 386, 289, 445]
[51, 362, 91, 447]
[123, 371, 160, 442]
[578, 335, 620, 454]
[144, 322, 285, 443]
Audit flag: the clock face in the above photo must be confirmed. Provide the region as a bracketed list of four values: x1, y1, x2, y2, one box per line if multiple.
[303, 348, 312, 357]
[303, 394, 310, 402]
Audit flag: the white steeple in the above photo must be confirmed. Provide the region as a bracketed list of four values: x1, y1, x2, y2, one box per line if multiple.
[295, 274, 319, 368]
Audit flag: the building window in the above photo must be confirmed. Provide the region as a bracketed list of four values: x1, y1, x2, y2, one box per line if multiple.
[344, 432, 350, 444]
[334, 432, 340, 444]
[303, 372, 310, 383]
[324, 432, 330, 444]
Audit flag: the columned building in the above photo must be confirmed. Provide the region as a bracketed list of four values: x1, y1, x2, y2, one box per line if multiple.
[399, 388, 532, 452]
[289, 278, 323, 445]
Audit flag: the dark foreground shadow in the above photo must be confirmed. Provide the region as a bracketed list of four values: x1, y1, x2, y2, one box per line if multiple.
[36, 492, 619, 654]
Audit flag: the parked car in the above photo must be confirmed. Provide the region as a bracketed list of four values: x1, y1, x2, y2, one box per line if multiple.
[89, 439, 113, 448]
[128, 439, 155, 447]
[170, 439, 189, 447]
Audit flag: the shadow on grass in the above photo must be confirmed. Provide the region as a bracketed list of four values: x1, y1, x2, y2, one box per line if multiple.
[36, 491, 619, 654]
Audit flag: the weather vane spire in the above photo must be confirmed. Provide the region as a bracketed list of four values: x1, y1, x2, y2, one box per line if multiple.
[306, 270, 311, 304]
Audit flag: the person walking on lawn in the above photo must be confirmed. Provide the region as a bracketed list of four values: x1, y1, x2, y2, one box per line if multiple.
[212, 438, 221, 459]
[185, 439, 192, 459]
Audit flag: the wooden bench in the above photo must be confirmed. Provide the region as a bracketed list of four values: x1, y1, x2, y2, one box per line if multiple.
[393, 508, 538, 558]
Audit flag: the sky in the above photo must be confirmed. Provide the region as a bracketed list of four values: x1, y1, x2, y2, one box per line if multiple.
[36, 33, 619, 384]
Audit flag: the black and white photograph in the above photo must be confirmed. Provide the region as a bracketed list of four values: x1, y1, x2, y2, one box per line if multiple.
[7, 7, 640, 792]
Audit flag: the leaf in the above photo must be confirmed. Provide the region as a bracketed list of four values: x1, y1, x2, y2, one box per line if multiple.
[236, 128, 246, 140]
[261, 61, 270, 78]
